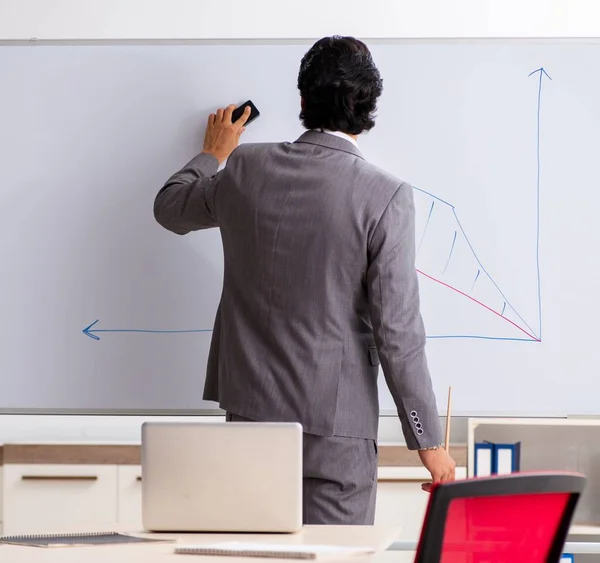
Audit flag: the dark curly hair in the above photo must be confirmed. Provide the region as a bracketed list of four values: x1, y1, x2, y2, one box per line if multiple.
[297, 36, 383, 135]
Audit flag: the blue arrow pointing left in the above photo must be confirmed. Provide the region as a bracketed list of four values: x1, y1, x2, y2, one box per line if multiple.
[82, 319, 213, 341]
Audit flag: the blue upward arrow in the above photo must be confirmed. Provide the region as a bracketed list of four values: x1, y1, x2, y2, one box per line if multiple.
[82, 319, 212, 341]
[528, 67, 552, 341]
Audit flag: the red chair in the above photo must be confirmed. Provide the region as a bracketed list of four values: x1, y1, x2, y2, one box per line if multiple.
[414, 472, 586, 563]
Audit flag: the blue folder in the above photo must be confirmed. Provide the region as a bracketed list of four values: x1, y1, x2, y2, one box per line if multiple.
[493, 442, 521, 474]
[474, 442, 494, 476]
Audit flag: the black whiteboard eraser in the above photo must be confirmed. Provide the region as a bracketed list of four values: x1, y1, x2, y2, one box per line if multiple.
[232, 100, 260, 126]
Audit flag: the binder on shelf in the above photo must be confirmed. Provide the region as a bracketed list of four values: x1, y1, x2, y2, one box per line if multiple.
[474, 442, 494, 477]
[560, 555, 574, 563]
[474, 441, 521, 476]
[494, 442, 521, 475]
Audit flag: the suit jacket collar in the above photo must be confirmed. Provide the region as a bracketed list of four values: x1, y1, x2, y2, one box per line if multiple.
[294, 131, 364, 160]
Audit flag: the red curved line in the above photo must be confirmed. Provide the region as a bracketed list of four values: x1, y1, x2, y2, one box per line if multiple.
[416, 269, 541, 342]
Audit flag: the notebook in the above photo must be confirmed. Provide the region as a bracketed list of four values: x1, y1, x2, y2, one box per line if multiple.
[0, 531, 173, 548]
[174, 541, 376, 559]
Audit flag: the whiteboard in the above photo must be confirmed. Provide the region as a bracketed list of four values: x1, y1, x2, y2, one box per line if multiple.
[0, 43, 598, 415]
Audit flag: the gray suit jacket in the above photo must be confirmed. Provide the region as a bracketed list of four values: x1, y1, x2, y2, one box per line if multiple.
[154, 131, 442, 449]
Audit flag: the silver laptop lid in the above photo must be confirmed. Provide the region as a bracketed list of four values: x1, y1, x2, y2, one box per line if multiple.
[141, 421, 303, 533]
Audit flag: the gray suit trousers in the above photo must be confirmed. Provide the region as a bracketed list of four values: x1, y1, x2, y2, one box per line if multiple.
[226, 413, 378, 525]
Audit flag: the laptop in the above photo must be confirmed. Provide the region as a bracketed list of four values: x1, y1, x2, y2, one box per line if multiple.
[141, 421, 303, 533]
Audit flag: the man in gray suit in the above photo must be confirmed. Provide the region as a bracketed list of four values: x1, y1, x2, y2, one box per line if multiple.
[154, 36, 455, 525]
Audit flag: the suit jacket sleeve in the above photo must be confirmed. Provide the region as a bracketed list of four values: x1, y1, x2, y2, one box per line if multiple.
[154, 152, 220, 234]
[367, 182, 443, 450]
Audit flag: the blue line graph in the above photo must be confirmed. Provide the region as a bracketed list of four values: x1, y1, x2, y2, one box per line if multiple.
[414, 187, 540, 341]
[83, 68, 549, 344]
[413, 67, 550, 342]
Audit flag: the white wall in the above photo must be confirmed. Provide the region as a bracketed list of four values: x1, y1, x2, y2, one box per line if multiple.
[0, 0, 599, 41]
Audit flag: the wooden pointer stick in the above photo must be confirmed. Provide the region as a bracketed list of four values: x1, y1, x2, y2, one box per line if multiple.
[421, 386, 453, 493]
[445, 386, 452, 452]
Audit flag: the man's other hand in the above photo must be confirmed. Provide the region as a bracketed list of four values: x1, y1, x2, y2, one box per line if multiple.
[202, 104, 251, 164]
[418, 447, 456, 492]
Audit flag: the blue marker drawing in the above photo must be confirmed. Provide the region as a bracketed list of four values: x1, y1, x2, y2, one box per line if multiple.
[427, 335, 536, 342]
[417, 201, 435, 255]
[82, 320, 212, 341]
[85, 68, 549, 344]
[442, 231, 457, 274]
[471, 270, 481, 292]
[413, 192, 539, 341]
[411, 67, 549, 343]
[528, 67, 551, 340]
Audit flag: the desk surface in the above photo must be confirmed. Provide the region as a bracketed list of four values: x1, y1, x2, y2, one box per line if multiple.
[0, 525, 403, 563]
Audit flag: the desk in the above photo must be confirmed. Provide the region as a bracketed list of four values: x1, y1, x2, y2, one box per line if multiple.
[390, 533, 600, 558]
[0, 525, 402, 563]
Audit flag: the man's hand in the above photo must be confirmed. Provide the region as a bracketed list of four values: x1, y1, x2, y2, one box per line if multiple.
[418, 448, 456, 492]
[202, 104, 251, 164]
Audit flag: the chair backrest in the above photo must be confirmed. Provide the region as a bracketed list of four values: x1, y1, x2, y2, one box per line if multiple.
[414, 472, 586, 563]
